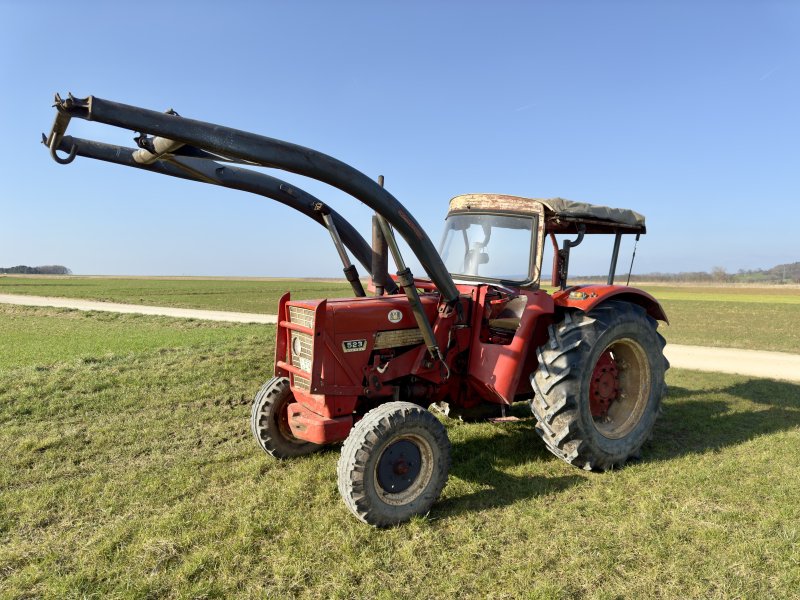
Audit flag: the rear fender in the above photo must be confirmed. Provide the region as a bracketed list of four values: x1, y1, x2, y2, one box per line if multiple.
[552, 285, 668, 323]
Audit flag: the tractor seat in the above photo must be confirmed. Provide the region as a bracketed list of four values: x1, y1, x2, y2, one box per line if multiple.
[488, 296, 527, 331]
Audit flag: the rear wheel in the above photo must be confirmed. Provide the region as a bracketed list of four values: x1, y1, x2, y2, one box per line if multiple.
[337, 402, 451, 527]
[250, 377, 320, 459]
[530, 301, 668, 471]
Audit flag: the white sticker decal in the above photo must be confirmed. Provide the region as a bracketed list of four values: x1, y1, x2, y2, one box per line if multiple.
[388, 309, 403, 324]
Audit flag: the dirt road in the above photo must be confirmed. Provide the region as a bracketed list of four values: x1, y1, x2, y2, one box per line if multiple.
[2, 293, 798, 382]
[663, 344, 799, 383]
[0, 293, 276, 324]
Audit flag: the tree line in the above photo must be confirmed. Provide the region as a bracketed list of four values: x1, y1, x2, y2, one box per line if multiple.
[0, 265, 72, 275]
[580, 262, 800, 284]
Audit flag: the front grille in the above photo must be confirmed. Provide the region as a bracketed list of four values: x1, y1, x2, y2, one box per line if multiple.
[287, 305, 315, 384]
[374, 328, 424, 349]
[288, 306, 315, 329]
[293, 374, 311, 392]
[290, 330, 313, 373]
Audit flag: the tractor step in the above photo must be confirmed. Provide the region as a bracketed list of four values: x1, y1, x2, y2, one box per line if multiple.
[488, 416, 522, 423]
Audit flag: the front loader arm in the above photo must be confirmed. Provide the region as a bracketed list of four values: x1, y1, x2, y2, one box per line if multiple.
[45, 93, 459, 303]
[50, 134, 397, 293]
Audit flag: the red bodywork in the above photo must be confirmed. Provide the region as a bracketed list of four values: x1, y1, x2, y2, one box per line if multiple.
[274, 283, 666, 444]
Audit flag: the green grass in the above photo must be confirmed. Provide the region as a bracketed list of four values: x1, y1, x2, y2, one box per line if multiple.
[655, 299, 800, 353]
[638, 285, 800, 304]
[2, 276, 799, 352]
[0, 304, 262, 370]
[2, 307, 799, 598]
[639, 286, 800, 353]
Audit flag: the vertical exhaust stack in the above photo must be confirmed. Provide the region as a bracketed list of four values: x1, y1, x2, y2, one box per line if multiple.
[372, 215, 390, 296]
[371, 175, 390, 296]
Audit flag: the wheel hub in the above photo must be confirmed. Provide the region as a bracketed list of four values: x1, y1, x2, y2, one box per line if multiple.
[377, 439, 422, 494]
[589, 350, 620, 418]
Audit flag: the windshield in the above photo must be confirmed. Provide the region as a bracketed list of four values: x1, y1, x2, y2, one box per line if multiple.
[438, 213, 535, 282]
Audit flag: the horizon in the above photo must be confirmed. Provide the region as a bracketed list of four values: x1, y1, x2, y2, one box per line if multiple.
[2, 260, 797, 281]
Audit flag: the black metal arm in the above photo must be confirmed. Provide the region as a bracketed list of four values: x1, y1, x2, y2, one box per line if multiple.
[50, 135, 398, 293]
[47, 94, 458, 303]
[607, 232, 622, 285]
[314, 203, 367, 297]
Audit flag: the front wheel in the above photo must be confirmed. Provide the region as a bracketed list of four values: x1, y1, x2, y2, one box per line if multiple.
[530, 301, 668, 471]
[250, 377, 320, 459]
[337, 402, 451, 527]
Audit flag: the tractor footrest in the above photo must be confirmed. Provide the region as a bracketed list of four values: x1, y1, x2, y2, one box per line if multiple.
[287, 403, 353, 445]
[488, 416, 522, 424]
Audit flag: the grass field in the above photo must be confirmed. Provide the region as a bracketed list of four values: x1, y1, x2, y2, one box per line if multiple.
[0, 304, 259, 370]
[2, 275, 799, 353]
[2, 305, 799, 598]
[645, 297, 800, 353]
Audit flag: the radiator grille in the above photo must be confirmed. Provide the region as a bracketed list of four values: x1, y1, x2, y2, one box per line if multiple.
[293, 374, 311, 392]
[290, 331, 313, 373]
[374, 328, 424, 350]
[288, 306, 315, 329]
[287, 305, 314, 379]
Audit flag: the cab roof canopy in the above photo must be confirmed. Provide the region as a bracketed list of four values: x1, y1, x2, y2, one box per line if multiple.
[448, 194, 646, 235]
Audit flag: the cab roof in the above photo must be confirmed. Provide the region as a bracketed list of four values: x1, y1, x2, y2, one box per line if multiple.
[448, 194, 646, 234]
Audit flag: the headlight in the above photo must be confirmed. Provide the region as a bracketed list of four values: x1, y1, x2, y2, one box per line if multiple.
[289, 331, 313, 373]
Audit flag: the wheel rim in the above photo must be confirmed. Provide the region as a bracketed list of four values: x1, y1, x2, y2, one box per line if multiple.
[590, 338, 651, 439]
[374, 434, 434, 506]
[270, 392, 307, 446]
[589, 350, 620, 418]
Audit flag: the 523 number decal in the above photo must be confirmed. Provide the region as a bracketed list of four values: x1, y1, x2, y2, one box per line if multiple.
[342, 339, 367, 353]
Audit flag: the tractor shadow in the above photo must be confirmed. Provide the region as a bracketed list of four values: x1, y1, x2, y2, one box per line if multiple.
[436, 377, 800, 518]
[436, 419, 585, 518]
[648, 377, 800, 461]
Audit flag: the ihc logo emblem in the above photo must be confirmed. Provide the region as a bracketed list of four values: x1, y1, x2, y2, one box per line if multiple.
[387, 309, 403, 324]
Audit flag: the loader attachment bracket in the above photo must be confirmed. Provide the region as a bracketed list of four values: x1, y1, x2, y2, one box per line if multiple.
[46, 94, 78, 164]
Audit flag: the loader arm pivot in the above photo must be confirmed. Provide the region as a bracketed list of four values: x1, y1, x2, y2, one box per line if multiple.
[46, 93, 458, 302]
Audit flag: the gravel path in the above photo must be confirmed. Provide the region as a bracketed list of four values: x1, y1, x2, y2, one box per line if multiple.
[2, 292, 798, 382]
[663, 344, 799, 383]
[0, 293, 276, 324]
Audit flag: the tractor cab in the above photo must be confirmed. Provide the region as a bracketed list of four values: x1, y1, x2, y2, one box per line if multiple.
[437, 194, 652, 351]
[439, 193, 646, 290]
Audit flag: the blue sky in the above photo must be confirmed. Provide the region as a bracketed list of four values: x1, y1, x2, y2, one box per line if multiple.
[1, 1, 798, 277]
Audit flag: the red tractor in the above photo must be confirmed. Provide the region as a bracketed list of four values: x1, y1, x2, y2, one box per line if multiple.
[46, 94, 668, 526]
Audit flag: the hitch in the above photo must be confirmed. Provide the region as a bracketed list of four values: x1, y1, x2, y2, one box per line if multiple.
[45, 93, 77, 164]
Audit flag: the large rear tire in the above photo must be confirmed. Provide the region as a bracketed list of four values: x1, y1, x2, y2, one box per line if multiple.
[337, 402, 451, 527]
[530, 301, 668, 471]
[250, 377, 320, 459]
